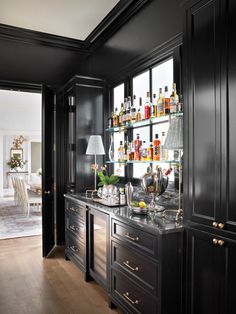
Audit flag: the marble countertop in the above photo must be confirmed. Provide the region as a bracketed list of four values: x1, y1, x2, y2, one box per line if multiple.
[64, 193, 184, 235]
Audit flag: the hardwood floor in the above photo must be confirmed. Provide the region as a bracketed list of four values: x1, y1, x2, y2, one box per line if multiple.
[0, 236, 121, 314]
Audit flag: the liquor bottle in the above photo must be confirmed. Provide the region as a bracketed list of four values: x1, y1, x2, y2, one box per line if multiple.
[126, 96, 132, 124]
[119, 103, 124, 126]
[123, 98, 127, 124]
[108, 111, 113, 128]
[135, 109, 142, 122]
[164, 86, 170, 114]
[131, 107, 136, 122]
[119, 187, 126, 205]
[160, 131, 168, 160]
[170, 83, 179, 114]
[113, 108, 119, 127]
[157, 88, 164, 116]
[133, 94, 137, 108]
[134, 134, 142, 160]
[118, 141, 125, 162]
[124, 140, 128, 161]
[144, 92, 151, 119]
[141, 141, 147, 161]
[139, 97, 144, 120]
[153, 134, 161, 161]
[147, 143, 153, 161]
[150, 94, 157, 118]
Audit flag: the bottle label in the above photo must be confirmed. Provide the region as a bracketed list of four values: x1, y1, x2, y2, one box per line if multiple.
[144, 105, 150, 119]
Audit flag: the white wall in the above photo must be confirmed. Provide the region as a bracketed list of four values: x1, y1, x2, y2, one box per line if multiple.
[0, 90, 41, 195]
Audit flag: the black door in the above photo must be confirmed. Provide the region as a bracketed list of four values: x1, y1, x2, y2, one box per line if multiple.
[42, 85, 55, 257]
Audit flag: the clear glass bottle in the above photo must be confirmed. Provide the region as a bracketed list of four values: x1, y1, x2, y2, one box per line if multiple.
[170, 83, 179, 113]
[160, 131, 168, 161]
[118, 141, 125, 162]
[141, 141, 147, 161]
[108, 133, 114, 161]
[150, 93, 157, 118]
[119, 103, 124, 126]
[157, 88, 164, 116]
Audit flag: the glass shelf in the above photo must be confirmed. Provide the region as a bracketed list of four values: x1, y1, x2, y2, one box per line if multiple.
[106, 160, 179, 165]
[106, 112, 183, 132]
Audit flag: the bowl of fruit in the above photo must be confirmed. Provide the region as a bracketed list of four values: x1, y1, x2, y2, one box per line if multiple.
[129, 201, 148, 215]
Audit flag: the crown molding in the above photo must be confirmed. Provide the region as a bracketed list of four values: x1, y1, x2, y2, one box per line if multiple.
[0, 24, 90, 53]
[0, 80, 42, 93]
[86, 0, 150, 45]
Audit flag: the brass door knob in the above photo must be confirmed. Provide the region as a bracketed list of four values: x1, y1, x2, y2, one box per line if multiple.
[218, 223, 225, 229]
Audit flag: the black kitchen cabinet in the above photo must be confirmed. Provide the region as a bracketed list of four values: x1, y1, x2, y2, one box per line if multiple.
[184, 0, 236, 313]
[186, 228, 236, 314]
[88, 206, 109, 291]
[64, 196, 89, 280]
[110, 218, 183, 314]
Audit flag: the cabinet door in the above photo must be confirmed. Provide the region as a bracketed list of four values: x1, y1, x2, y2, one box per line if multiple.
[187, 228, 236, 314]
[184, 0, 222, 226]
[88, 207, 109, 291]
[225, 0, 236, 232]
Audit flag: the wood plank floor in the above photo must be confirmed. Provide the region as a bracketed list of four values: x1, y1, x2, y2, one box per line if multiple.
[0, 236, 122, 314]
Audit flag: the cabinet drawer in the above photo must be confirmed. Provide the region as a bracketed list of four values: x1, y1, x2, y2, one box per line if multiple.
[111, 218, 158, 257]
[111, 270, 157, 314]
[65, 214, 85, 244]
[65, 234, 85, 266]
[111, 241, 158, 295]
[65, 200, 86, 222]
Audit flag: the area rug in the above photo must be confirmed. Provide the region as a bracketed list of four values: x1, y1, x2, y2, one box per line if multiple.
[0, 197, 42, 239]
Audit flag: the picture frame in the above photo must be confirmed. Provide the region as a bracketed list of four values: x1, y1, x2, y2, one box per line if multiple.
[10, 148, 23, 160]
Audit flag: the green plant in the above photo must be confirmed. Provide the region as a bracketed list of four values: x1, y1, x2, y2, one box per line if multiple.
[97, 166, 119, 187]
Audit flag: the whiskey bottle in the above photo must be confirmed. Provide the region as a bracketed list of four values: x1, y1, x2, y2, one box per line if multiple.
[134, 134, 142, 160]
[118, 141, 125, 162]
[144, 92, 151, 119]
[157, 88, 164, 116]
[170, 83, 179, 113]
[150, 94, 157, 118]
[164, 86, 170, 114]
[113, 108, 119, 127]
[139, 97, 144, 120]
[153, 134, 161, 161]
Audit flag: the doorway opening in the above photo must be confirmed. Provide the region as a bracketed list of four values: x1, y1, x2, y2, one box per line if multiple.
[0, 89, 42, 240]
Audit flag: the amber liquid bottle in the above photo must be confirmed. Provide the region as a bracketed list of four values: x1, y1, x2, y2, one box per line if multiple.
[153, 134, 161, 161]
[144, 92, 151, 119]
[164, 86, 170, 114]
[134, 134, 142, 160]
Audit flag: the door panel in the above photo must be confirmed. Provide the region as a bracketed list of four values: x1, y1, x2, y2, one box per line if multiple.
[42, 85, 55, 257]
[187, 0, 221, 225]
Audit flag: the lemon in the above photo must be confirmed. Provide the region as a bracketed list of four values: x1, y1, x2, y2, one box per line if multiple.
[139, 201, 146, 208]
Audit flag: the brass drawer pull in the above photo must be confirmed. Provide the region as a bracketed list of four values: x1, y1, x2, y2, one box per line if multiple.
[69, 245, 79, 252]
[212, 221, 225, 229]
[212, 238, 225, 247]
[212, 222, 218, 228]
[125, 233, 139, 242]
[123, 292, 139, 305]
[123, 260, 139, 272]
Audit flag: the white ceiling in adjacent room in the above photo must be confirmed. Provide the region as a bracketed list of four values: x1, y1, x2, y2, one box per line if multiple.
[0, 0, 119, 40]
[0, 90, 41, 132]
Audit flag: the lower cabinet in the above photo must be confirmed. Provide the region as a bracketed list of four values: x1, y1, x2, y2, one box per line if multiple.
[186, 227, 236, 314]
[88, 206, 109, 291]
[110, 218, 183, 314]
[64, 197, 89, 280]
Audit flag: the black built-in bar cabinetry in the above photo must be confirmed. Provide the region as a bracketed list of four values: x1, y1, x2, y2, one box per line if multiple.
[184, 0, 236, 313]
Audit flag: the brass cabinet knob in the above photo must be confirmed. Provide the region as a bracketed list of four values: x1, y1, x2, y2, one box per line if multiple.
[218, 223, 225, 229]
[212, 238, 218, 245]
[212, 221, 218, 228]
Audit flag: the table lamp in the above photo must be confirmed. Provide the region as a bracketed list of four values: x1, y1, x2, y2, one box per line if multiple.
[85, 135, 105, 198]
[163, 116, 183, 221]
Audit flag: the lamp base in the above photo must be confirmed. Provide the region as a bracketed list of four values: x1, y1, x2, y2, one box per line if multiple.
[85, 189, 97, 199]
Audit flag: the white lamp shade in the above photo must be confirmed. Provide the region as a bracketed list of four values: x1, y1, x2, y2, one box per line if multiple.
[86, 135, 105, 155]
[163, 116, 183, 150]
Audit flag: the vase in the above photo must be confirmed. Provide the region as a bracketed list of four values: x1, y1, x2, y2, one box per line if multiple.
[108, 133, 114, 161]
[101, 184, 119, 204]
